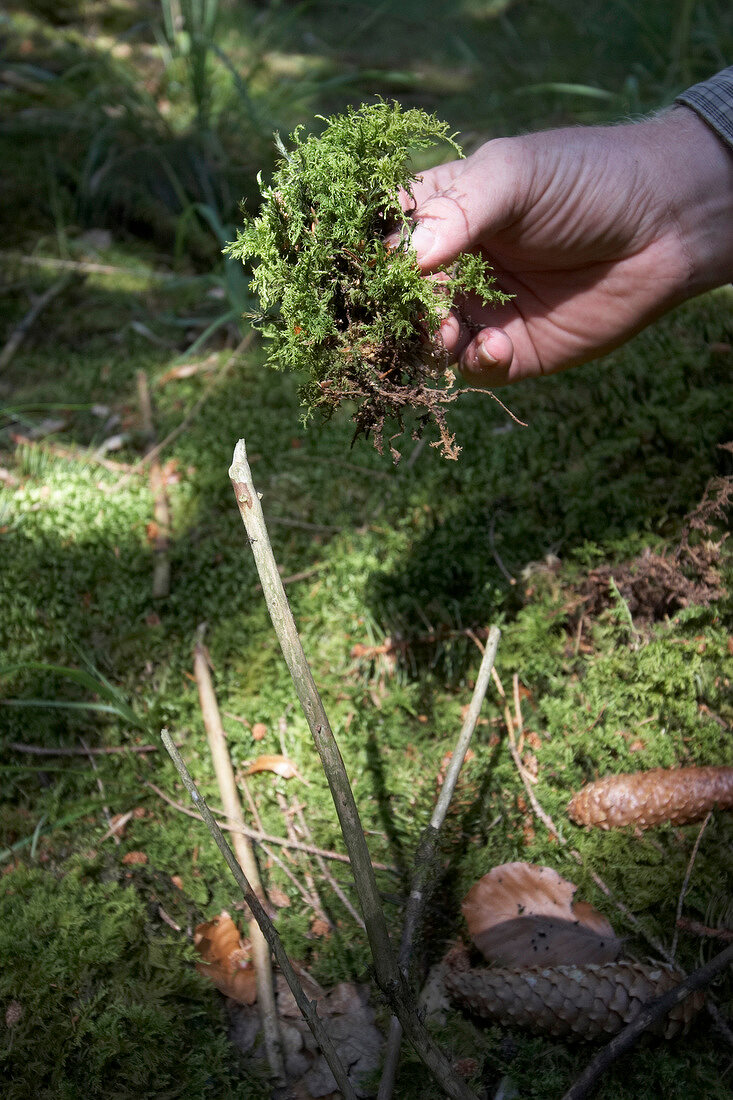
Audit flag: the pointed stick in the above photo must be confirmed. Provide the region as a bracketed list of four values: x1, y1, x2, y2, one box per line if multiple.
[229, 437, 479, 1100]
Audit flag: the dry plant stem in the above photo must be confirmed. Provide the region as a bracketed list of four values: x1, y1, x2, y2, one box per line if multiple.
[0, 273, 80, 370]
[562, 941, 733, 1100]
[144, 780, 396, 869]
[193, 629, 284, 1082]
[79, 736, 120, 846]
[378, 626, 501, 1100]
[113, 335, 253, 491]
[12, 435, 138, 476]
[276, 792, 330, 924]
[229, 438, 479, 1100]
[294, 801, 365, 930]
[137, 371, 171, 599]
[160, 729, 357, 1100]
[9, 742, 159, 756]
[671, 809, 713, 958]
[677, 917, 733, 942]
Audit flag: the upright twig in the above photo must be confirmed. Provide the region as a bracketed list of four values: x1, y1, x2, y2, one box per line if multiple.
[137, 371, 171, 599]
[562, 941, 733, 1100]
[378, 626, 501, 1100]
[192, 628, 284, 1082]
[671, 809, 713, 958]
[229, 438, 479, 1100]
[160, 729, 357, 1100]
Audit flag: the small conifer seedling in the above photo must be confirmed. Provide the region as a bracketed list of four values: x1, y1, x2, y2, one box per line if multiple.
[226, 101, 511, 460]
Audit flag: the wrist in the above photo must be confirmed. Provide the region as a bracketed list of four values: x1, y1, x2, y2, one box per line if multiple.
[655, 106, 733, 299]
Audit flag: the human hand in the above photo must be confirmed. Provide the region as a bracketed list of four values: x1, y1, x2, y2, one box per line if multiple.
[404, 107, 733, 385]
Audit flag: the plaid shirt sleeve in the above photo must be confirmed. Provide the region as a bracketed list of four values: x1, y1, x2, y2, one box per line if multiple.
[675, 66, 733, 150]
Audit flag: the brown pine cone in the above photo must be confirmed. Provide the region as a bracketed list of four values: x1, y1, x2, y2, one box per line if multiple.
[567, 766, 733, 829]
[445, 960, 704, 1040]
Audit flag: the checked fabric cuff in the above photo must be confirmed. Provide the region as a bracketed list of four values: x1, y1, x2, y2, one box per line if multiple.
[676, 65, 733, 151]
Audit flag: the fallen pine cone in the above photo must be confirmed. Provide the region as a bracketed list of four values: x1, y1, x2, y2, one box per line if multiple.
[567, 766, 733, 829]
[445, 960, 704, 1040]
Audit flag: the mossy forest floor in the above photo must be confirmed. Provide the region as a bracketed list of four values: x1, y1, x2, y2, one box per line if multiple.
[2, 3, 733, 1098]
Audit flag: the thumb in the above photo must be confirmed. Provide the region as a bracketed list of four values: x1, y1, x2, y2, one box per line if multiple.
[409, 140, 523, 272]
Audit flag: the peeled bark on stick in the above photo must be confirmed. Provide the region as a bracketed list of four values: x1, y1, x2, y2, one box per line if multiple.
[193, 628, 284, 1082]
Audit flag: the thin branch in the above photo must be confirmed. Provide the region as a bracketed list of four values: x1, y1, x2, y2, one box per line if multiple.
[294, 800, 365, 931]
[276, 791, 331, 926]
[0, 251, 181, 282]
[9, 742, 159, 756]
[0, 274, 81, 370]
[671, 810, 713, 958]
[110, 335, 253, 492]
[144, 780, 397, 870]
[378, 626, 501, 1100]
[229, 437, 479, 1100]
[193, 627, 284, 1081]
[79, 735, 120, 846]
[676, 917, 733, 942]
[562, 941, 733, 1100]
[160, 729, 357, 1100]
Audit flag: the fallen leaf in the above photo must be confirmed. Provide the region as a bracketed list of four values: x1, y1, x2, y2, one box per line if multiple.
[269, 886, 291, 908]
[121, 850, 148, 866]
[194, 911, 257, 1005]
[463, 862, 622, 967]
[310, 916, 331, 938]
[244, 754, 303, 781]
[251, 722, 268, 741]
[171, 874, 184, 890]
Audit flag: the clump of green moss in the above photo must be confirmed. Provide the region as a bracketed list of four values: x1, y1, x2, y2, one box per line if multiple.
[226, 101, 509, 461]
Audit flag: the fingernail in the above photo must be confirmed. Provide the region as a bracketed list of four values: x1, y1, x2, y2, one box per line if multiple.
[409, 224, 435, 263]
[477, 340, 500, 366]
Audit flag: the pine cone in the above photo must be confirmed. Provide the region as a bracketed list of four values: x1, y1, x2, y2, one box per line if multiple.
[445, 960, 704, 1040]
[567, 766, 733, 829]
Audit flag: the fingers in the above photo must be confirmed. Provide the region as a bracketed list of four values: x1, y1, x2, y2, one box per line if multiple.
[439, 316, 516, 386]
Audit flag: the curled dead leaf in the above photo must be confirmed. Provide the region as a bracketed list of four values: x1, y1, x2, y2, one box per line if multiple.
[244, 754, 303, 781]
[121, 850, 148, 866]
[251, 722, 268, 741]
[194, 911, 257, 1005]
[463, 862, 622, 967]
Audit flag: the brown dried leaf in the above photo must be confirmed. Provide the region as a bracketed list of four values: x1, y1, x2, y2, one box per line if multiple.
[121, 850, 148, 866]
[268, 885, 291, 909]
[251, 722, 268, 741]
[567, 766, 733, 829]
[463, 863, 621, 967]
[244, 754, 302, 780]
[194, 911, 257, 1005]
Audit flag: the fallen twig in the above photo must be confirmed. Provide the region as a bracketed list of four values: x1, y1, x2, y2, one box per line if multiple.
[193, 626, 284, 1081]
[110, 335, 253, 492]
[0, 273, 81, 370]
[0, 251, 181, 282]
[276, 791, 331, 926]
[671, 810, 713, 958]
[676, 917, 733, 942]
[10, 741, 158, 756]
[11, 434, 138, 476]
[562, 941, 733, 1100]
[144, 780, 397, 870]
[160, 729, 357, 1099]
[378, 625, 501, 1100]
[80, 735, 120, 846]
[229, 437, 479, 1100]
